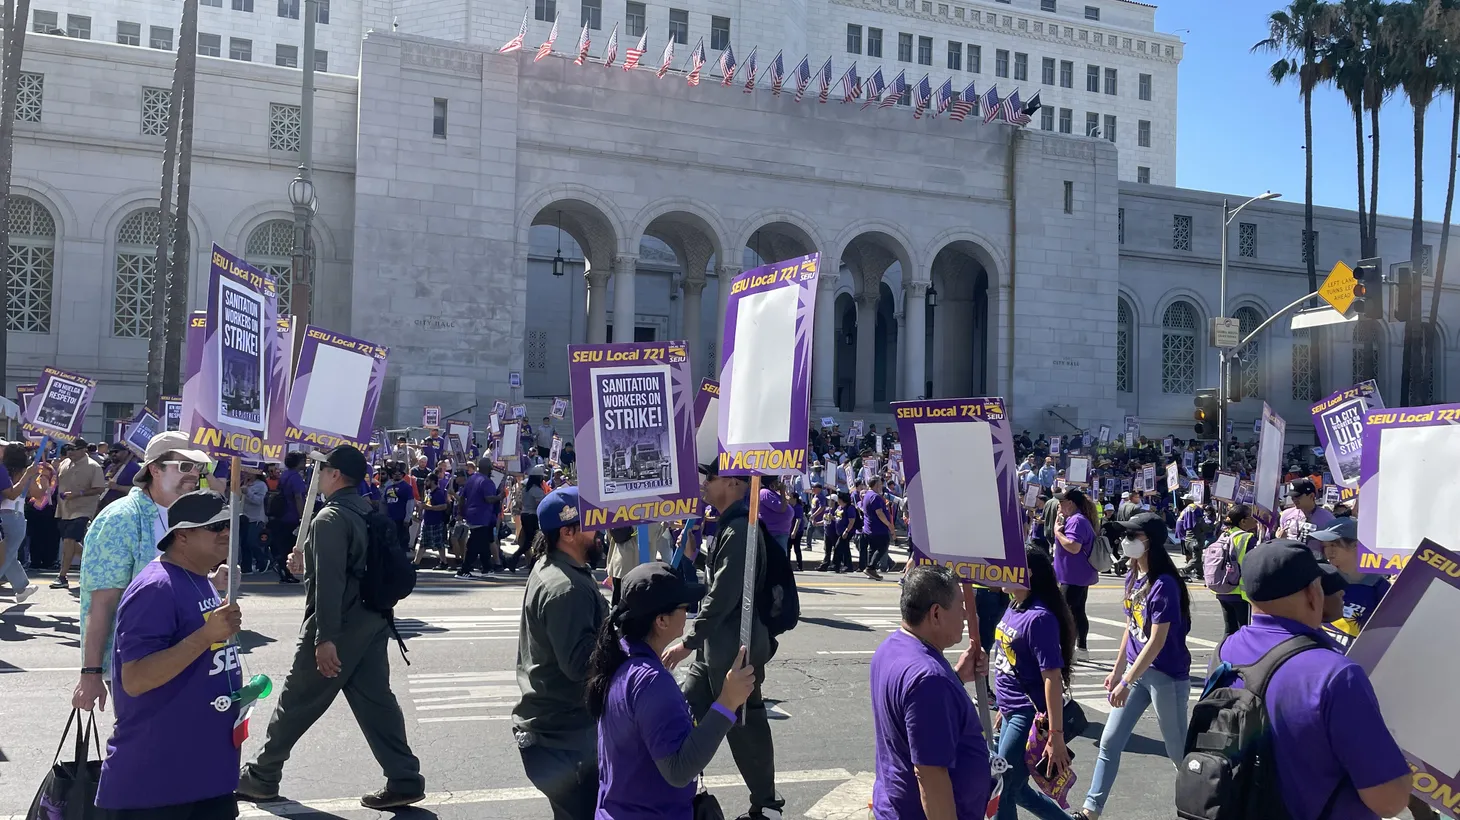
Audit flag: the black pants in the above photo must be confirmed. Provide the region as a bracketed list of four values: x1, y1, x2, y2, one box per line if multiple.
[267, 519, 299, 580]
[864, 533, 891, 572]
[114, 795, 237, 820]
[506, 514, 538, 571]
[856, 534, 869, 570]
[394, 520, 411, 551]
[463, 525, 496, 573]
[519, 743, 598, 820]
[1061, 582, 1090, 650]
[1218, 596, 1250, 637]
[789, 533, 803, 569]
[832, 537, 854, 571]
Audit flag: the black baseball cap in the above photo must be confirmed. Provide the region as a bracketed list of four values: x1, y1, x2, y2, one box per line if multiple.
[1115, 511, 1169, 545]
[1287, 478, 1317, 498]
[614, 561, 706, 621]
[158, 490, 230, 550]
[324, 445, 368, 482]
[1244, 540, 1323, 602]
[1319, 563, 1349, 597]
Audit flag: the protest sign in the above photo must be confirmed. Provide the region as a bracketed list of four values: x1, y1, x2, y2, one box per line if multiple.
[1124, 415, 1139, 435]
[284, 326, 388, 451]
[1311, 379, 1384, 489]
[22, 367, 96, 443]
[1323, 484, 1341, 507]
[1253, 402, 1287, 516]
[568, 340, 699, 530]
[874, 433, 883, 455]
[1182, 451, 1194, 475]
[1097, 424, 1110, 444]
[1124, 431, 1135, 448]
[1238, 480, 1256, 505]
[511, 403, 527, 420]
[1049, 435, 1061, 456]
[1023, 485, 1041, 509]
[549, 435, 563, 466]
[180, 246, 287, 461]
[1189, 480, 1206, 505]
[1141, 464, 1157, 494]
[889, 450, 904, 482]
[422, 405, 441, 428]
[1067, 455, 1090, 486]
[843, 462, 855, 489]
[15, 384, 34, 417]
[446, 419, 472, 456]
[122, 408, 161, 458]
[1253, 417, 1263, 434]
[492, 399, 508, 419]
[509, 371, 522, 388]
[500, 421, 520, 460]
[550, 397, 568, 420]
[893, 397, 1029, 589]
[693, 378, 720, 467]
[161, 396, 183, 432]
[1120, 478, 1132, 493]
[1357, 403, 1460, 574]
[488, 413, 501, 437]
[1166, 462, 1179, 494]
[1162, 436, 1173, 456]
[820, 416, 834, 429]
[848, 419, 864, 441]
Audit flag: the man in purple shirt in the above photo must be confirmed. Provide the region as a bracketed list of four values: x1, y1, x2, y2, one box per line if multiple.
[861, 477, 895, 581]
[1274, 478, 1334, 557]
[1212, 541, 1411, 820]
[456, 458, 501, 579]
[420, 428, 444, 469]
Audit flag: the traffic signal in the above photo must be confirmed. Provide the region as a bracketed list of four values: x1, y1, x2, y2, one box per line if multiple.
[1194, 389, 1220, 440]
[1355, 257, 1382, 319]
[1226, 355, 1243, 403]
[1394, 264, 1413, 323]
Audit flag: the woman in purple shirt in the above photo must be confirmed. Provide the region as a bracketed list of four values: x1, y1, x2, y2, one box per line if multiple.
[1073, 512, 1192, 820]
[1051, 488, 1098, 661]
[586, 562, 754, 819]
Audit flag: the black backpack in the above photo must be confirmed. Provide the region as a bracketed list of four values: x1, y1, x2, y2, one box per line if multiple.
[265, 489, 286, 520]
[1176, 634, 1329, 820]
[332, 501, 417, 663]
[754, 521, 800, 638]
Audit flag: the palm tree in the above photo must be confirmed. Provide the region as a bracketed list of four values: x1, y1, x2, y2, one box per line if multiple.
[1426, 0, 1459, 373]
[0, 0, 34, 386]
[161, 0, 199, 396]
[1318, 0, 1373, 255]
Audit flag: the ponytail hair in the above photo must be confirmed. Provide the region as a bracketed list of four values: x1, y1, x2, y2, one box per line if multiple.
[585, 609, 658, 718]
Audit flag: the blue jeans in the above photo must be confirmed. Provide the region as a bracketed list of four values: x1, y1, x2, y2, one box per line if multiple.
[996, 707, 1073, 820]
[1082, 667, 1192, 814]
[0, 508, 29, 592]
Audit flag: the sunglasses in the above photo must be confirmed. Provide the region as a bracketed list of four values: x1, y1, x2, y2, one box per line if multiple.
[200, 520, 231, 533]
[160, 461, 202, 473]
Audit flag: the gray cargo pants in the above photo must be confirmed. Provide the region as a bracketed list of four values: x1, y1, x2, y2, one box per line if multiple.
[681, 657, 783, 814]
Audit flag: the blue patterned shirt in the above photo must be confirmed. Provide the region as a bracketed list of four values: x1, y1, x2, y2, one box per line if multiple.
[79, 487, 166, 674]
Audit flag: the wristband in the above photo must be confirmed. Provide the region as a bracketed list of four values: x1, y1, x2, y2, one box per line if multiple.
[80, 666, 103, 675]
[710, 702, 738, 722]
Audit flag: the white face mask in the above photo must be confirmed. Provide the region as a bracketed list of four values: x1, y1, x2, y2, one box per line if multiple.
[1121, 537, 1147, 559]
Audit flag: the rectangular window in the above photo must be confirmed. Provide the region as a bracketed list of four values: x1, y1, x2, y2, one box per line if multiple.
[116, 20, 140, 45]
[897, 32, 913, 63]
[1014, 52, 1027, 81]
[710, 15, 729, 50]
[1060, 60, 1073, 88]
[317, 0, 329, 23]
[229, 37, 252, 61]
[269, 102, 301, 151]
[149, 25, 172, 49]
[1041, 0, 1056, 10]
[917, 36, 932, 65]
[276, 43, 298, 67]
[1085, 5, 1100, 20]
[232, 0, 253, 11]
[995, 49, 1009, 77]
[1137, 166, 1151, 183]
[433, 98, 448, 138]
[32, 9, 57, 33]
[1239, 222, 1257, 258]
[867, 28, 882, 58]
[1041, 57, 1055, 85]
[1104, 113, 1116, 142]
[947, 42, 961, 70]
[1041, 106, 1054, 131]
[201, 0, 221, 7]
[16, 72, 42, 122]
[1104, 67, 1117, 95]
[1139, 73, 1152, 101]
[197, 33, 221, 56]
[1058, 107, 1072, 133]
[103, 404, 136, 443]
[1064, 181, 1074, 214]
[141, 87, 170, 136]
[968, 44, 980, 73]
[66, 14, 90, 38]
[1138, 119, 1150, 147]
[583, 0, 602, 31]
[313, 49, 327, 72]
[535, 0, 555, 22]
[1086, 64, 1099, 92]
[1085, 111, 1099, 136]
[668, 9, 688, 45]
[278, 0, 298, 18]
[625, 2, 645, 37]
[847, 24, 862, 54]
[1173, 215, 1192, 251]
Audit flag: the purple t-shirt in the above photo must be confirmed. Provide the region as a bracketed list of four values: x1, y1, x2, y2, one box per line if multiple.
[595, 640, 698, 818]
[871, 630, 991, 820]
[96, 560, 241, 809]
[1123, 572, 1191, 680]
[759, 488, 792, 537]
[1322, 575, 1391, 650]
[1054, 512, 1098, 587]
[277, 469, 307, 524]
[992, 601, 1064, 713]
[1277, 506, 1336, 556]
[422, 436, 444, 468]
[0, 463, 12, 495]
[423, 487, 449, 526]
[862, 491, 891, 536]
[383, 480, 415, 522]
[461, 473, 499, 527]
[1219, 615, 1408, 820]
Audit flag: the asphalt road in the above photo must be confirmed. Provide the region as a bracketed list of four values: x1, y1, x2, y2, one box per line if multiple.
[0, 562, 1422, 820]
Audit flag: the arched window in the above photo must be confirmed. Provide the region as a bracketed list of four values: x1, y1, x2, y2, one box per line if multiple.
[1116, 298, 1133, 393]
[113, 209, 163, 338]
[1353, 319, 1382, 385]
[245, 220, 301, 317]
[1234, 306, 1264, 399]
[1291, 329, 1314, 402]
[1161, 300, 1198, 394]
[7, 196, 55, 333]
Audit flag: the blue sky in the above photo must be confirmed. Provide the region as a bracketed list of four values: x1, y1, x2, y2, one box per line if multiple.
[1161, 0, 1457, 223]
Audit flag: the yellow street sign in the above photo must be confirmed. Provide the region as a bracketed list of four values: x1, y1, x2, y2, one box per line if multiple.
[1319, 261, 1357, 315]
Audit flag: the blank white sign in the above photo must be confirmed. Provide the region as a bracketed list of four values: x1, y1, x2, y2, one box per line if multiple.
[726, 286, 797, 446]
[1255, 418, 1283, 511]
[1213, 473, 1238, 501]
[916, 421, 1004, 560]
[696, 394, 720, 466]
[300, 344, 372, 436]
[500, 422, 520, 459]
[1067, 456, 1090, 486]
[1369, 577, 1460, 777]
[1375, 426, 1460, 555]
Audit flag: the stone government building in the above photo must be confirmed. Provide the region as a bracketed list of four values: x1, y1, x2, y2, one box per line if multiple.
[5, 19, 1458, 443]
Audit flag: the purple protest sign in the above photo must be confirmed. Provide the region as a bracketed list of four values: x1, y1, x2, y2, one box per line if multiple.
[23, 367, 97, 443]
[568, 340, 700, 530]
[893, 397, 1028, 588]
[160, 396, 182, 432]
[285, 325, 389, 451]
[693, 378, 720, 467]
[180, 246, 288, 461]
[122, 407, 162, 458]
[1347, 540, 1460, 813]
[1310, 379, 1384, 490]
[716, 254, 819, 476]
[1356, 403, 1460, 574]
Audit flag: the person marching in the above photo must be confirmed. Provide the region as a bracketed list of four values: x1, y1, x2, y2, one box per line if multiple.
[1207, 504, 1259, 636]
[1311, 518, 1389, 651]
[587, 561, 755, 818]
[1051, 488, 1098, 662]
[1072, 513, 1192, 820]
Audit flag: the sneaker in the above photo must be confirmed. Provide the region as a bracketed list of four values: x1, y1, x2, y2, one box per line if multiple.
[736, 809, 784, 820]
[15, 585, 35, 604]
[234, 767, 280, 802]
[360, 788, 425, 810]
[863, 567, 883, 581]
[278, 575, 301, 585]
[1075, 647, 1091, 663]
[48, 578, 68, 589]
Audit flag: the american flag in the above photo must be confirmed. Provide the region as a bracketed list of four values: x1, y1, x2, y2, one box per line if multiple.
[815, 57, 833, 103]
[949, 79, 978, 122]
[741, 47, 759, 92]
[572, 21, 591, 65]
[982, 84, 1003, 124]
[534, 15, 558, 62]
[719, 42, 738, 86]
[499, 8, 528, 53]
[624, 30, 647, 70]
[686, 37, 706, 85]
[911, 74, 932, 119]
[601, 23, 618, 67]
[791, 55, 812, 100]
[769, 50, 787, 95]
[839, 62, 861, 103]
[1005, 89, 1032, 125]
[860, 67, 885, 110]
[656, 39, 674, 78]
[933, 78, 955, 117]
[879, 70, 907, 108]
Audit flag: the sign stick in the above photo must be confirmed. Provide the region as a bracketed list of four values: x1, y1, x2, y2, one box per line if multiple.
[227, 455, 241, 604]
[738, 475, 763, 660]
[292, 454, 324, 555]
[962, 585, 994, 741]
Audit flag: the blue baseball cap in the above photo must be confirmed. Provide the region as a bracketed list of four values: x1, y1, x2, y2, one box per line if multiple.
[537, 486, 582, 532]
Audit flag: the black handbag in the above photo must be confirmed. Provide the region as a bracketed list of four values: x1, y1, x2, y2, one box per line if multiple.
[27, 709, 108, 820]
[692, 776, 724, 820]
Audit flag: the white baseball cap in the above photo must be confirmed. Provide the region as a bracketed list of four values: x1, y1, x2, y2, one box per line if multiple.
[135, 430, 211, 484]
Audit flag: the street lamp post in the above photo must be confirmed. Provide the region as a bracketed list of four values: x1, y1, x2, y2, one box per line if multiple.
[288, 0, 319, 349]
[1217, 191, 1280, 468]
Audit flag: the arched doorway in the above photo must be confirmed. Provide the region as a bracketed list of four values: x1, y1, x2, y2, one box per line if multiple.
[927, 242, 991, 397]
[835, 293, 858, 412]
[522, 199, 620, 398]
[837, 230, 911, 411]
[635, 209, 723, 381]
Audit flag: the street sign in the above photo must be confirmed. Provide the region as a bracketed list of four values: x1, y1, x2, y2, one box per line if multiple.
[1210, 317, 1241, 349]
[1319, 260, 1357, 315]
[1291, 306, 1358, 331]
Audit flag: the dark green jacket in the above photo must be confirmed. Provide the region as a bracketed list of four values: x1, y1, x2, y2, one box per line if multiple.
[683, 500, 770, 676]
[512, 550, 607, 750]
[303, 488, 381, 645]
